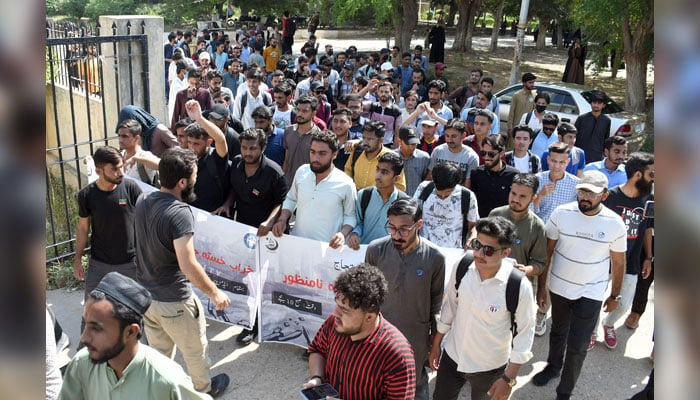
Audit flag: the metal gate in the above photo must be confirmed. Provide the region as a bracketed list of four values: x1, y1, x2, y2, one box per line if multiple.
[45, 19, 150, 264]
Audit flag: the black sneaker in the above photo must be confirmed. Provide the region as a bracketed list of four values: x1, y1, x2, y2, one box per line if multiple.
[207, 373, 230, 398]
[555, 394, 571, 400]
[236, 328, 257, 345]
[532, 365, 560, 386]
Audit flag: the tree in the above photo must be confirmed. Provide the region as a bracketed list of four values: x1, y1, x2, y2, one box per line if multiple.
[452, 0, 480, 52]
[332, 0, 416, 51]
[529, 0, 568, 50]
[483, 0, 506, 51]
[571, 0, 653, 112]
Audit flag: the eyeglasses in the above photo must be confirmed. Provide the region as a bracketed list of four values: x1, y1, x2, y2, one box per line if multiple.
[479, 150, 500, 158]
[470, 239, 506, 257]
[576, 189, 603, 199]
[385, 222, 418, 237]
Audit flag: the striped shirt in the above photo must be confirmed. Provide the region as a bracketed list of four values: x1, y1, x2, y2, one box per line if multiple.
[308, 314, 416, 400]
[531, 171, 579, 223]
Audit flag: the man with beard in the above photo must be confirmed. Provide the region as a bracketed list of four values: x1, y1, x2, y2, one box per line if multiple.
[426, 118, 479, 187]
[134, 146, 232, 397]
[222, 58, 245, 99]
[574, 90, 611, 163]
[489, 173, 548, 337]
[345, 120, 406, 191]
[593, 152, 654, 350]
[304, 264, 416, 399]
[430, 217, 535, 400]
[583, 136, 628, 189]
[532, 171, 626, 400]
[171, 68, 212, 129]
[282, 95, 322, 178]
[364, 199, 445, 400]
[205, 103, 241, 162]
[59, 272, 213, 399]
[207, 70, 234, 115]
[447, 68, 482, 115]
[183, 101, 231, 213]
[468, 134, 519, 217]
[74, 147, 142, 316]
[249, 105, 285, 167]
[346, 94, 367, 139]
[415, 80, 453, 137]
[356, 81, 403, 147]
[273, 130, 356, 248]
[213, 128, 288, 346]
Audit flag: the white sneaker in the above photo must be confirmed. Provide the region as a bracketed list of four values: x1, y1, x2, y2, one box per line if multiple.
[534, 313, 547, 336]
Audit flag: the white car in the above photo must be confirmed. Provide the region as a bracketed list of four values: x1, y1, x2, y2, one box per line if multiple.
[495, 81, 646, 138]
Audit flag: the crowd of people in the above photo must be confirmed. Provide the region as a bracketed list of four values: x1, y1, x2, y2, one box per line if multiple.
[50, 17, 654, 400]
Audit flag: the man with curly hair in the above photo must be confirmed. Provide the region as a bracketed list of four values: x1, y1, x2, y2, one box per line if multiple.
[304, 264, 417, 400]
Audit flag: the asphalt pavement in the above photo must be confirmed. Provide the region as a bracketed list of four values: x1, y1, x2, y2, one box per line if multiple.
[48, 283, 653, 399]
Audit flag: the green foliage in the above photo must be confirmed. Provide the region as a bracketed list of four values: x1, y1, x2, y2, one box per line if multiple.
[83, 0, 138, 21]
[332, 0, 393, 28]
[62, 0, 89, 19]
[47, 259, 83, 290]
[47, 0, 62, 16]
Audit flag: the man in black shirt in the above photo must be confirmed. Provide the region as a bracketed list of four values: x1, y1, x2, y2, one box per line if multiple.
[574, 90, 611, 163]
[134, 147, 231, 397]
[214, 128, 288, 345]
[74, 146, 142, 298]
[468, 134, 519, 217]
[205, 103, 241, 161]
[184, 100, 230, 212]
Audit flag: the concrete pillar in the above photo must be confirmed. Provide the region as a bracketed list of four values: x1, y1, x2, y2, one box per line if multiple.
[99, 15, 166, 127]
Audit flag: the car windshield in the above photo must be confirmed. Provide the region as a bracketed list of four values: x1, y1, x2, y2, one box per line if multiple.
[581, 91, 624, 114]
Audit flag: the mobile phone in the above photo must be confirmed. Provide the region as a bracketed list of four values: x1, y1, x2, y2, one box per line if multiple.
[300, 383, 339, 400]
[643, 200, 654, 219]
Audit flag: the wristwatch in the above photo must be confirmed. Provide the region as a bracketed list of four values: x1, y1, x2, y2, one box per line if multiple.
[609, 294, 622, 301]
[645, 257, 654, 263]
[501, 374, 517, 388]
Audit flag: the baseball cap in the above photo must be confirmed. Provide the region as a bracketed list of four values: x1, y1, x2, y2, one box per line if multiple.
[199, 51, 211, 61]
[435, 62, 445, 70]
[208, 103, 229, 120]
[576, 170, 609, 194]
[399, 128, 420, 145]
[420, 118, 438, 127]
[380, 62, 393, 71]
[311, 81, 324, 91]
[343, 61, 355, 70]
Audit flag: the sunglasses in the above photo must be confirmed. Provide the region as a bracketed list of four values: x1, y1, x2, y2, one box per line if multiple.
[479, 150, 500, 158]
[470, 239, 505, 257]
[542, 127, 556, 132]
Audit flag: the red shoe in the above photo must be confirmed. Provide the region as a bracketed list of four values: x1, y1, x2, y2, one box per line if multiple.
[603, 324, 617, 349]
[587, 333, 597, 351]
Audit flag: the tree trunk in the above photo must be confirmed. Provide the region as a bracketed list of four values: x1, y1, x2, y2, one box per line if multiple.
[488, 0, 506, 52]
[535, 20, 549, 50]
[621, 2, 653, 112]
[555, 18, 564, 49]
[624, 52, 647, 112]
[453, 0, 479, 52]
[447, 0, 458, 27]
[394, 0, 418, 52]
[464, 0, 480, 52]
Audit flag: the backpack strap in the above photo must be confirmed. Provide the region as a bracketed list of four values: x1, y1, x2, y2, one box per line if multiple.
[417, 181, 436, 204]
[525, 111, 533, 125]
[360, 188, 373, 220]
[136, 162, 151, 185]
[506, 267, 525, 337]
[454, 251, 474, 296]
[240, 92, 248, 116]
[460, 187, 471, 248]
[530, 153, 539, 173]
[350, 143, 364, 179]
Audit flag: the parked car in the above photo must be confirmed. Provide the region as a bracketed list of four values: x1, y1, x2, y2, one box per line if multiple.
[494, 81, 646, 138]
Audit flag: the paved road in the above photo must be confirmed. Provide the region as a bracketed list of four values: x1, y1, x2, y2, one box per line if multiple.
[49, 283, 653, 399]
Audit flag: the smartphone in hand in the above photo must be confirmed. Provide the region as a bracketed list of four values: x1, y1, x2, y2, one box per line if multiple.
[300, 383, 339, 400]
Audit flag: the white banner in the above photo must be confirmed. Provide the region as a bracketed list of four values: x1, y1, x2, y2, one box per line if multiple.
[258, 234, 367, 348]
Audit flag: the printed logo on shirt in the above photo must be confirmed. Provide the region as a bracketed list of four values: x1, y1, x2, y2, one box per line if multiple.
[598, 231, 606, 239]
[416, 268, 424, 277]
[252, 188, 260, 197]
[118, 198, 127, 206]
[489, 305, 500, 313]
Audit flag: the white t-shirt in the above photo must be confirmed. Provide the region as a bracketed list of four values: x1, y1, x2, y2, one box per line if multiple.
[123, 149, 158, 185]
[414, 182, 478, 249]
[546, 202, 627, 301]
[273, 107, 293, 130]
[519, 111, 543, 134]
[513, 154, 531, 173]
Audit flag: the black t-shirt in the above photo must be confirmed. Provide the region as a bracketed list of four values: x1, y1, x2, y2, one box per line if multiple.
[134, 191, 193, 301]
[78, 179, 142, 264]
[603, 186, 652, 274]
[192, 149, 230, 212]
[469, 164, 519, 218]
[211, 126, 241, 162]
[230, 155, 288, 227]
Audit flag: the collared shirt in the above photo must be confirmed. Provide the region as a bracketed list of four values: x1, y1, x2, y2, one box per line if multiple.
[264, 127, 285, 167]
[283, 165, 357, 242]
[396, 147, 430, 196]
[394, 65, 414, 94]
[488, 206, 547, 273]
[222, 72, 245, 99]
[415, 103, 454, 137]
[530, 131, 559, 160]
[283, 123, 322, 178]
[469, 163, 519, 218]
[541, 147, 586, 176]
[352, 187, 401, 243]
[345, 146, 406, 192]
[460, 107, 500, 135]
[59, 345, 211, 400]
[437, 258, 536, 373]
[233, 89, 271, 130]
[584, 159, 628, 188]
[546, 202, 627, 300]
[574, 112, 611, 163]
[229, 155, 288, 228]
[308, 314, 416, 400]
[532, 171, 579, 223]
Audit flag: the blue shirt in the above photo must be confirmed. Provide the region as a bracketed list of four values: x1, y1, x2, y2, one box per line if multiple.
[264, 127, 285, 167]
[223, 72, 245, 99]
[531, 131, 559, 160]
[353, 187, 402, 244]
[584, 159, 628, 188]
[394, 65, 413, 94]
[460, 107, 500, 135]
[213, 52, 228, 72]
[416, 104, 454, 137]
[531, 171, 579, 223]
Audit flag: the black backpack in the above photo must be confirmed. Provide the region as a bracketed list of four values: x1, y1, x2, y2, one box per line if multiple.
[240, 91, 273, 117]
[359, 187, 410, 220]
[348, 143, 365, 179]
[455, 251, 525, 336]
[289, 18, 297, 36]
[417, 181, 472, 247]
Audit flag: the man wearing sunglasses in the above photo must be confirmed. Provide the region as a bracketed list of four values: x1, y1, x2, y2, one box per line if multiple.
[532, 170, 626, 400]
[430, 217, 535, 400]
[530, 113, 560, 161]
[468, 134, 519, 218]
[365, 199, 446, 400]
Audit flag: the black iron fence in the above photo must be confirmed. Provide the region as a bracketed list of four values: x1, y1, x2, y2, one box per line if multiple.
[45, 19, 150, 264]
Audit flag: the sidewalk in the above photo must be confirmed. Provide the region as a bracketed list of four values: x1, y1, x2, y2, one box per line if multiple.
[48, 285, 653, 399]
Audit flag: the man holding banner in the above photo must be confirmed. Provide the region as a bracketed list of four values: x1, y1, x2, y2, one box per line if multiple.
[273, 130, 357, 249]
[134, 147, 231, 397]
[304, 264, 416, 399]
[365, 198, 446, 400]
